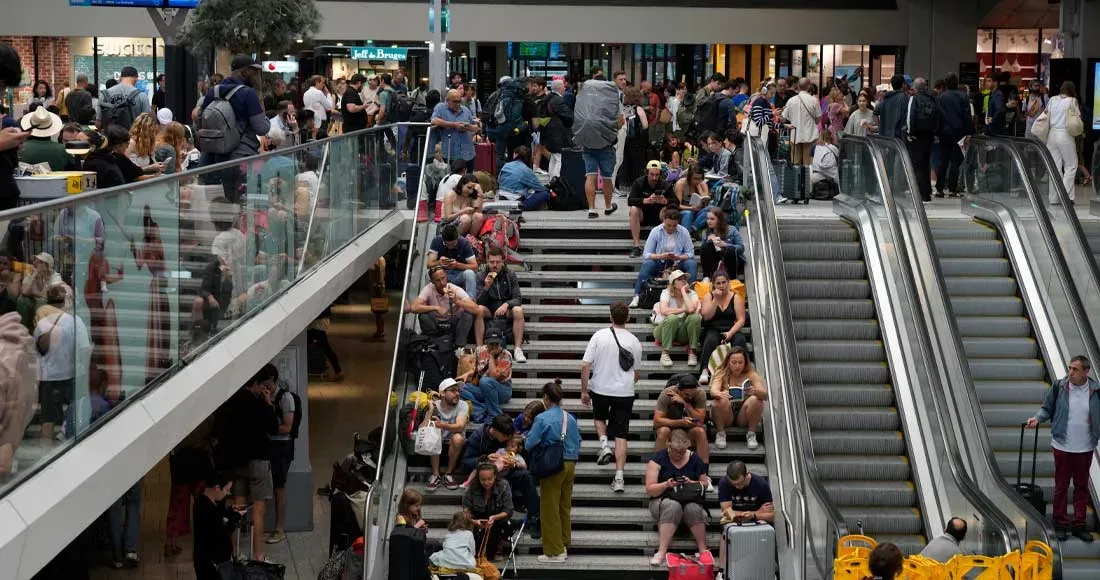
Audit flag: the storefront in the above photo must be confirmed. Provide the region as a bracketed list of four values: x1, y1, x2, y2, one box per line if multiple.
[976, 28, 1062, 85]
[757, 44, 903, 92]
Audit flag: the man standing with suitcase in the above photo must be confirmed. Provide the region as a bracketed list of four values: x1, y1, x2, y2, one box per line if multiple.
[1026, 355, 1100, 542]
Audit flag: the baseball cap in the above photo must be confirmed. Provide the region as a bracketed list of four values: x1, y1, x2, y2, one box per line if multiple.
[677, 374, 699, 390]
[438, 378, 462, 392]
[156, 108, 174, 126]
[120, 66, 139, 78]
[34, 252, 54, 269]
[668, 270, 687, 285]
[486, 330, 505, 345]
[350, 73, 367, 84]
[230, 54, 262, 72]
[646, 160, 662, 170]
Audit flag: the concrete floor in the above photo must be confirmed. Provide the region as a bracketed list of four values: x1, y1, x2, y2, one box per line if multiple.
[87, 297, 400, 580]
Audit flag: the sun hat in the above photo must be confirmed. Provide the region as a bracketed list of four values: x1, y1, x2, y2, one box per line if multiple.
[20, 107, 62, 138]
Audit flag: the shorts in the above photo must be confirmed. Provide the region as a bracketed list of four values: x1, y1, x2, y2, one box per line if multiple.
[38, 378, 74, 425]
[792, 142, 813, 166]
[233, 459, 274, 501]
[590, 392, 635, 439]
[640, 205, 664, 227]
[268, 440, 295, 489]
[582, 146, 616, 179]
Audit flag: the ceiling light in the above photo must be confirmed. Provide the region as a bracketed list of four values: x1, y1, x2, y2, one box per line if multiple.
[264, 51, 271, 55]
[392, 44, 399, 48]
[336, 42, 344, 47]
[601, 43, 606, 47]
[295, 37, 303, 44]
[769, 45, 775, 49]
[284, 55, 291, 58]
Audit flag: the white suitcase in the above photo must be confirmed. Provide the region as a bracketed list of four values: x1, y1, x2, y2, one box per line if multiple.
[723, 521, 776, 579]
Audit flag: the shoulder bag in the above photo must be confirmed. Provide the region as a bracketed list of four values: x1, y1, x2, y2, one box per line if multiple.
[529, 410, 568, 478]
[36, 314, 62, 357]
[1067, 98, 1085, 137]
[1030, 109, 1050, 142]
[609, 325, 636, 372]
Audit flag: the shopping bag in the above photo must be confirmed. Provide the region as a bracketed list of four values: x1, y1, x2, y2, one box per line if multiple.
[414, 421, 443, 456]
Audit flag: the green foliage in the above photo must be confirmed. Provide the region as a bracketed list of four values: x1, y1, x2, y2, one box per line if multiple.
[178, 0, 321, 56]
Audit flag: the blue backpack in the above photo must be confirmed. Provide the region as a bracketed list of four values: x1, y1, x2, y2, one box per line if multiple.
[485, 80, 527, 140]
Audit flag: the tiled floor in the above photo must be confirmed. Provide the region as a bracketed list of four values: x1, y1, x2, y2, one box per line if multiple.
[87, 295, 400, 580]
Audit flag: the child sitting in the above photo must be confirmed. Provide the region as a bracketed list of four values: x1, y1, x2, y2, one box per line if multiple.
[428, 511, 479, 573]
[461, 434, 526, 489]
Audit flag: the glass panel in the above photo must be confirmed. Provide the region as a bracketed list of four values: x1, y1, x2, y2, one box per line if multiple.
[0, 124, 412, 495]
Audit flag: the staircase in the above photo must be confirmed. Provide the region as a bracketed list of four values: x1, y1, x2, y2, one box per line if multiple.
[931, 219, 1100, 578]
[406, 210, 766, 577]
[777, 218, 927, 554]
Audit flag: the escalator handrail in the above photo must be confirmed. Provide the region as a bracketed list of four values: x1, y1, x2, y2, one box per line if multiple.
[851, 134, 1025, 557]
[745, 134, 848, 579]
[362, 125, 439, 580]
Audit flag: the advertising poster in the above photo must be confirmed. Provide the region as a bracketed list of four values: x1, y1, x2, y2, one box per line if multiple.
[1093, 61, 1100, 130]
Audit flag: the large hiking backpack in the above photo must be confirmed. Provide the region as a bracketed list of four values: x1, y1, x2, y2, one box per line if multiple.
[692, 93, 728, 138]
[480, 214, 524, 266]
[907, 92, 939, 136]
[676, 93, 697, 135]
[197, 84, 245, 155]
[99, 87, 140, 129]
[485, 80, 527, 140]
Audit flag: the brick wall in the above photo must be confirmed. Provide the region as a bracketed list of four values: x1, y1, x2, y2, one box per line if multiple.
[1, 35, 73, 106]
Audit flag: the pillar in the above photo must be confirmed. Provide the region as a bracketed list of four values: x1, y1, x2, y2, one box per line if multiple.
[906, 0, 982, 81]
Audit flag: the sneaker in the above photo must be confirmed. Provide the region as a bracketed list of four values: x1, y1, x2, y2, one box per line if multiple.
[687, 352, 698, 367]
[699, 369, 710, 384]
[715, 431, 727, 449]
[604, 202, 619, 215]
[416, 200, 429, 222]
[611, 474, 626, 493]
[426, 474, 442, 491]
[660, 352, 673, 367]
[933, 191, 945, 199]
[630, 245, 643, 258]
[776, 197, 790, 204]
[443, 474, 459, 490]
[588, 210, 599, 219]
[629, 295, 640, 308]
[746, 431, 759, 450]
[513, 347, 527, 363]
[265, 530, 287, 544]
[124, 552, 140, 567]
[596, 445, 614, 466]
[705, 480, 715, 493]
[716, 572, 725, 580]
[1073, 527, 1094, 543]
[1057, 527, 1070, 542]
[538, 553, 568, 563]
[459, 480, 469, 489]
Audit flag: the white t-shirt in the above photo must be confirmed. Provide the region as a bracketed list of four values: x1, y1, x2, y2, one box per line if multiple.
[434, 399, 470, 432]
[303, 86, 333, 123]
[582, 326, 642, 398]
[436, 174, 462, 205]
[35, 312, 91, 381]
[1047, 95, 1075, 131]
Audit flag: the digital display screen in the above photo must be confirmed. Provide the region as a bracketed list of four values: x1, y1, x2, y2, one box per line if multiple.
[1092, 61, 1100, 131]
[69, 0, 201, 7]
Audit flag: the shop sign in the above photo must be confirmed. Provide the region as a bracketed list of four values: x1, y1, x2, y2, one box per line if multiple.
[262, 61, 299, 73]
[350, 46, 408, 61]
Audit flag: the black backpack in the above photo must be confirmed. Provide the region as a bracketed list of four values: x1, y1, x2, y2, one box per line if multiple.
[548, 176, 586, 211]
[907, 92, 939, 136]
[391, 92, 415, 122]
[276, 387, 303, 439]
[692, 93, 728, 137]
[100, 87, 140, 129]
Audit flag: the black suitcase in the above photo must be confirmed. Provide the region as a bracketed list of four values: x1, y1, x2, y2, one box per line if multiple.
[775, 160, 808, 204]
[1014, 423, 1047, 515]
[559, 147, 588, 207]
[404, 164, 422, 210]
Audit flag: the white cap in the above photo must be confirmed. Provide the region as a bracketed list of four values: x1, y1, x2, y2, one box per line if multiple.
[157, 108, 174, 125]
[438, 378, 462, 392]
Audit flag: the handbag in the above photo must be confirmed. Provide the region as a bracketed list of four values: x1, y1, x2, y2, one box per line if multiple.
[1030, 110, 1050, 142]
[1067, 98, 1084, 137]
[476, 522, 501, 580]
[529, 410, 568, 478]
[414, 404, 443, 456]
[35, 314, 62, 356]
[664, 480, 705, 505]
[608, 325, 636, 372]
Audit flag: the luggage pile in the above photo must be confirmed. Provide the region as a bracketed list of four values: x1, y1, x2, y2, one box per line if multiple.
[832, 534, 1054, 580]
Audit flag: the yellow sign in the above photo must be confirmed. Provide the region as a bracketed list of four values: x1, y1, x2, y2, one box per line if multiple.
[66, 175, 83, 194]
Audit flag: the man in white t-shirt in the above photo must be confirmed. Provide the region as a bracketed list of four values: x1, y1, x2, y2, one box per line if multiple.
[580, 302, 642, 493]
[425, 378, 469, 491]
[302, 75, 335, 136]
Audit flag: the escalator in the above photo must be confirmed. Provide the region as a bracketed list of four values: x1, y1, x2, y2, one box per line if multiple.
[778, 218, 925, 554]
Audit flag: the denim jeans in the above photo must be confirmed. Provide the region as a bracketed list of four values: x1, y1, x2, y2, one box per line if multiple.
[634, 258, 698, 294]
[109, 479, 143, 561]
[521, 189, 552, 210]
[461, 377, 513, 422]
[679, 209, 709, 233]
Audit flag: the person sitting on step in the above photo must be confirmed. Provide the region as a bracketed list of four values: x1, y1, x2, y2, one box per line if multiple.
[410, 266, 481, 348]
[630, 207, 697, 309]
[698, 267, 747, 384]
[424, 378, 470, 491]
[460, 330, 513, 422]
[441, 174, 485, 236]
[708, 346, 767, 450]
[654, 374, 710, 468]
[652, 270, 702, 369]
[461, 414, 541, 539]
[645, 428, 712, 566]
[474, 248, 526, 362]
[426, 224, 479, 298]
[627, 160, 677, 258]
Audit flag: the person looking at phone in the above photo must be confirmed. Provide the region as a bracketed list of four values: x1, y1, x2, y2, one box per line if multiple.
[192, 472, 245, 580]
[715, 461, 773, 577]
[427, 224, 479, 298]
[461, 461, 514, 561]
[630, 207, 697, 309]
[698, 268, 747, 381]
[654, 374, 710, 465]
[441, 174, 485, 237]
[432, 88, 480, 172]
[709, 347, 767, 450]
[627, 161, 677, 258]
[645, 428, 712, 566]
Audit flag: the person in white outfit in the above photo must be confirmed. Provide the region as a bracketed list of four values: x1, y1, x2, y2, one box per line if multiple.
[1044, 81, 1082, 204]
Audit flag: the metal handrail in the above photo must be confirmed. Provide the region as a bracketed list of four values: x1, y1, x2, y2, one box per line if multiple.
[744, 134, 847, 579]
[851, 134, 1022, 556]
[362, 125, 438, 580]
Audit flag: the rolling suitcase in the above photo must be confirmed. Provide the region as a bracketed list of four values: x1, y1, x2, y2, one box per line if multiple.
[723, 521, 776, 579]
[775, 160, 807, 204]
[559, 147, 588, 205]
[1014, 423, 1047, 515]
[475, 141, 497, 175]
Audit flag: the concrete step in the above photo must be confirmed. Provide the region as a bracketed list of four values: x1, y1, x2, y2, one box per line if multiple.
[519, 305, 651, 319]
[409, 460, 763, 488]
[520, 287, 637, 302]
[509, 378, 679, 396]
[513, 357, 697, 374]
[425, 528, 722, 552]
[517, 270, 638, 284]
[516, 337, 749, 358]
[522, 254, 637, 268]
[522, 238, 636, 252]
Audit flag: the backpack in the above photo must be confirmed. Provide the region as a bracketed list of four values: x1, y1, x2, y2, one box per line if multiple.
[392, 92, 415, 122]
[676, 93, 697, 134]
[485, 81, 527, 140]
[197, 84, 245, 155]
[548, 176, 586, 211]
[907, 92, 939, 136]
[276, 387, 303, 439]
[480, 215, 524, 266]
[99, 87, 141, 130]
[692, 93, 728, 138]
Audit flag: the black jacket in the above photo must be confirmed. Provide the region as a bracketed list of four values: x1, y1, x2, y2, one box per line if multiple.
[876, 90, 909, 139]
[82, 149, 126, 190]
[214, 389, 278, 469]
[936, 88, 973, 140]
[192, 494, 241, 580]
[536, 92, 574, 154]
[476, 268, 522, 308]
[627, 175, 676, 208]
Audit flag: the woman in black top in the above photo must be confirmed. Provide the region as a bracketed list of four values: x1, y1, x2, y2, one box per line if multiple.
[193, 472, 243, 580]
[698, 268, 748, 381]
[80, 129, 126, 189]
